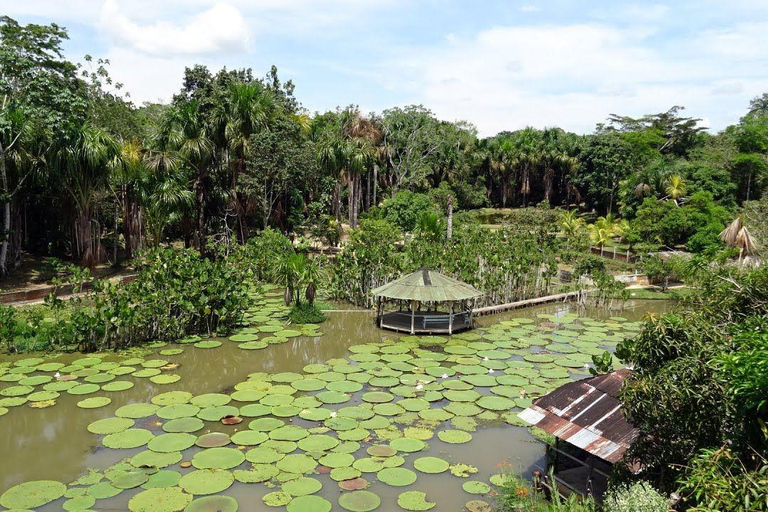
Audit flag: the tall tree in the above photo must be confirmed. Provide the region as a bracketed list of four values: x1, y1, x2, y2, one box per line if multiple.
[0, 16, 86, 274]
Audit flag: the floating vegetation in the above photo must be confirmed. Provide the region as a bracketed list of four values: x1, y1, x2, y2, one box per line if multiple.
[1, 287, 644, 510]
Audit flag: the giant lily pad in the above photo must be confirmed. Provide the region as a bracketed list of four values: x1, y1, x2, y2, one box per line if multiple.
[476, 396, 515, 411]
[77, 396, 112, 409]
[191, 447, 245, 470]
[389, 437, 425, 453]
[128, 486, 193, 512]
[462, 481, 491, 495]
[195, 432, 231, 448]
[276, 454, 317, 474]
[116, 403, 160, 418]
[179, 470, 234, 495]
[397, 491, 435, 511]
[0, 480, 67, 509]
[376, 467, 417, 487]
[149, 433, 197, 453]
[233, 464, 279, 483]
[338, 490, 381, 512]
[103, 428, 155, 449]
[185, 495, 238, 512]
[437, 430, 472, 444]
[88, 417, 135, 435]
[163, 417, 204, 433]
[413, 457, 449, 474]
[131, 450, 183, 469]
[262, 491, 292, 507]
[282, 477, 322, 496]
[231, 430, 268, 446]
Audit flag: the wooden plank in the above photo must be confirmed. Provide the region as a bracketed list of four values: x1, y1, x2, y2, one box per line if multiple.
[473, 290, 584, 316]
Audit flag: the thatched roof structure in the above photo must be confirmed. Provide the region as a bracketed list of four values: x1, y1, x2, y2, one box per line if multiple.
[371, 269, 483, 302]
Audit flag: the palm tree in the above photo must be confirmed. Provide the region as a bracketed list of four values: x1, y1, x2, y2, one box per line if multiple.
[720, 216, 758, 261]
[665, 175, 687, 205]
[55, 124, 118, 267]
[558, 209, 584, 238]
[160, 100, 214, 252]
[223, 82, 277, 242]
[111, 139, 149, 261]
[588, 214, 620, 255]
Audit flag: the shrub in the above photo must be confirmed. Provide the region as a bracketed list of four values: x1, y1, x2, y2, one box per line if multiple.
[603, 481, 669, 512]
[288, 303, 326, 324]
[380, 190, 438, 231]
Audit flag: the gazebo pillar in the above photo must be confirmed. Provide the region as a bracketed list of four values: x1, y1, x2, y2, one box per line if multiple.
[410, 300, 416, 334]
[448, 302, 454, 334]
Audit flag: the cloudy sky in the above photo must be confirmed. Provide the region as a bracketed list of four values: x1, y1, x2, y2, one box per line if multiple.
[4, 0, 768, 136]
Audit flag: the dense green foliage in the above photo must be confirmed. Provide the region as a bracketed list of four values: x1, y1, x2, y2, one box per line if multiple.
[330, 209, 564, 307]
[616, 264, 768, 509]
[0, 248, 251, 352]
[0, 16, 766, 275]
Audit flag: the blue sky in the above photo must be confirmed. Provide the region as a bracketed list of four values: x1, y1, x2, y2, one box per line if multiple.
[4, 0, 768, 136]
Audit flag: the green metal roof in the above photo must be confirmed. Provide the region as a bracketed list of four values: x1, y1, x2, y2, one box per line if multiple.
[371, 269, 483, 302]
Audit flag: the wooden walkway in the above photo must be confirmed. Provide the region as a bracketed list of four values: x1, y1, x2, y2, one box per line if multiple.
[473, 290, 584, 317]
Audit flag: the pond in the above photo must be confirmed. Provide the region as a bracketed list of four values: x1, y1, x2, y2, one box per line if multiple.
[0, 291, 671, 512]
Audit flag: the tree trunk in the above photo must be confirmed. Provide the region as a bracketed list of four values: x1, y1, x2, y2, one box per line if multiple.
[347, 172, 355, 228]
[194, 173, 206, 253]
[373, 165, 378, 206]
[447, 194, 453, 240]
[0, 142, 10, 276]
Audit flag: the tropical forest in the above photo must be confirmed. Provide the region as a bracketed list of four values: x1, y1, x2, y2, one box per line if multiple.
[0, 11, 766, 512]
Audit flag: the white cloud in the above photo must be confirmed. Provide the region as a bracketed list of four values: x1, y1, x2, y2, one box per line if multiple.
[384, 22, 768, 136]
[98, 0, 250, 56]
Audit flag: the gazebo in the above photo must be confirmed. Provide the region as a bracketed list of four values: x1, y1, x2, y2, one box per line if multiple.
[371, 269, 483, 334]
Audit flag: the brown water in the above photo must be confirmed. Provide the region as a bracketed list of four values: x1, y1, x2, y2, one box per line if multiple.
[0, 299, 670, 511]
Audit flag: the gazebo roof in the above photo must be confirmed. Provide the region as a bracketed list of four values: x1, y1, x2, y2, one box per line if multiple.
[371, 269, 483, 302]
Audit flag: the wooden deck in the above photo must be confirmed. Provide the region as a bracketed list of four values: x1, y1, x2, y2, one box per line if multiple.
[378, 311, 473, 334]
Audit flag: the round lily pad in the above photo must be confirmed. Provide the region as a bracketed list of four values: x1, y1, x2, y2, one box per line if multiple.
[276, 454, 317, 474]
[319, 452, 355, 468]
[282, 476, 322, 496]
[163, 417, 204, 433]
[465, 499, 492, 512]
[179, 469, 234, 495]
[377, 467, 417, 487]
[361, 392, 394, 403]
[286, 495, 332, 512]
[397, 491, 435, 511]
[476, 396, 515, 411]
[151, 374, 181, 385]
[245, 447, 283, 464]
[63, 494, 97, 510]
[77, 396, 112, 409]
[413, 457, 449, 474]
[262, 491, 292, 507]
[195, 432, 231, 448]
[191, 393, 231, 407]
[88, 417, 135, 435]
[128, 486, 193, 512]
[111, 470, 150, 489]
[87, 481, 121, 499]
[194, 340, 222, 349]
[437, 430, 473, 444]
[103, 428, 155, 449]
[185, 495, 238, 512]
[148, 433, 197, 453]
[462, 481, 491, 495]
[131, 450, 183, 469]
[158, 404, 200, 420]
[152, 391, 193, 406]
[103, 380, 134, 392]
[389, 437, 425, 453]
[67, 383, 101, 395]
[0, 480, 67, 509]
[191, 447, 245, 470]
[297, 434, 338, 452]
[231, 430, 268, 446]
[338, 490, 381, 512]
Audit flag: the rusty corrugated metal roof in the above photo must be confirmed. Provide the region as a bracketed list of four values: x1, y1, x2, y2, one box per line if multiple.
[518, 369, 638, 465]
[371, 269, 484, 302]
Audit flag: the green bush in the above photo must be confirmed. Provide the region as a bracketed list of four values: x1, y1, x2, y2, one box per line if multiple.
[0, 248, 252, 353]
[603, 481, 669, 512]
[380, 190, 438, 231]
[288, 303, 326, 324]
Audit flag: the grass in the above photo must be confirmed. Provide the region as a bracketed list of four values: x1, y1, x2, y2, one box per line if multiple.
[288, 303, 327, 324]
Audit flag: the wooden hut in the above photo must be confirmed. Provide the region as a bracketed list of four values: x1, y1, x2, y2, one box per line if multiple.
[518, 369, 640, 499]
[372, 269, 483, 334]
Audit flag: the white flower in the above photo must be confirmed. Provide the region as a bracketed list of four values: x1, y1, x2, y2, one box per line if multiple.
[54, 372, 61, 378]
[441, 373, 449, 379]
[330, 411, 337, 417]
[488, 369, 495, 374]
[483, 357, 489, 361]
[415, 384, 424, 390]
